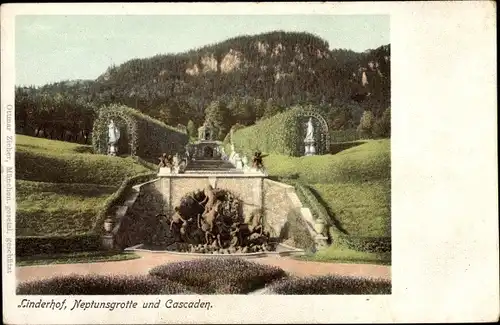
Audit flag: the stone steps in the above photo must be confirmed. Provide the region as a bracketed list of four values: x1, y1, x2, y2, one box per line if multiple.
[185, 159, 237, 173]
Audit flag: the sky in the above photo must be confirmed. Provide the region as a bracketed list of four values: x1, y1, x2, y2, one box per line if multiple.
[15, 15, 389, 87]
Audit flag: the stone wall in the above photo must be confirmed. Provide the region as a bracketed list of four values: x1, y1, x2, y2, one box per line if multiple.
[113, 179, 165, 249]
[154, 175, 265, 215]
[262, 179, 295, 237]
[115, 174, 326, 250]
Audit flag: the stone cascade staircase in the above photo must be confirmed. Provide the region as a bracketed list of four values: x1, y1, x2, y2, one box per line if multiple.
[184, 159, 242, 174]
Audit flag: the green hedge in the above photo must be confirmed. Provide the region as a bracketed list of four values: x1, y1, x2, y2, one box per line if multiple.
[91, 171, 157, 234]
[268, 274, 391, 295]
[334, 233, 392, 253]
[282, 179, 332, 227]
[149, 258, 286, 294]
[330, 129, 363, 143]
[231, 108, 301, 157]
[16, 234, 101, 257]
[17, 274, 190, 295]
[92, 103, 188, 161]
[329, 140, 366, 155]
[285, 208, 316, 252]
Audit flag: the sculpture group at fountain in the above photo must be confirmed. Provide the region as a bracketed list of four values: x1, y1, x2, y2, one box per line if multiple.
[158, 152, 186, 174]
[159, 185, 274, 254]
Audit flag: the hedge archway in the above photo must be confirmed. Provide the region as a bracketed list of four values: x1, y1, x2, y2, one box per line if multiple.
[294, 106, 330, 155]
[92, 106, 138, 156]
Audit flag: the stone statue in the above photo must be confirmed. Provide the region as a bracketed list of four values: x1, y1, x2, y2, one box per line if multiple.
[305, 117, 314, 140]
[107, 119, 121, 156]
[252, 151, 268, 170]
[158, 154, 174, 168]
[200, 185, 218, 214]
[304, 117, 316, 156]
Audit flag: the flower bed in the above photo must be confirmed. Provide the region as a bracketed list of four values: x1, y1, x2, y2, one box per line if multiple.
[149, 257, 287, 294]
[16, 274, 190, 295]
[267, 274, 391, 295]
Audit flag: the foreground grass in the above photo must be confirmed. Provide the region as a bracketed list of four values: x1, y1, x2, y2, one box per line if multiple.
[16, 180, 117, 236]
[263, 139, 391, 264]
[16, 251, 141, 267]
[264, 140, 390, 237]
[310, 181, 390, 237]
[297, 246, 391, 266]
[15, 135, 152, 237]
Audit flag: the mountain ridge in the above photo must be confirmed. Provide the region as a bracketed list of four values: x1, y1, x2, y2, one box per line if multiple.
[15, 30, 390, 142]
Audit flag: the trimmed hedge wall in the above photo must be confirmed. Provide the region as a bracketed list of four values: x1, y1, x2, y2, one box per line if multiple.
[231, 106, 330, 157]
[268, 274, 391, 295]
[17, 274, 190, 295]
[16, 234, 101, 257]
[334, 232, 392, 254]
[285, 208, 316, 252]
[91, 171, 157, 234]
[329, 140, 366, 155]
[231, 108, 301, 157]
[283, 179, 332, 227]
[92, 103, 188, 161]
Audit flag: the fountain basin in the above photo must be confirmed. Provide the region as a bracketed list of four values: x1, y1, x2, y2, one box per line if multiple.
[125, 243, 305, 258]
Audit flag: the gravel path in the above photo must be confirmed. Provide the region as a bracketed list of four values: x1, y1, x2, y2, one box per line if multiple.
[16, 251, 390, 283]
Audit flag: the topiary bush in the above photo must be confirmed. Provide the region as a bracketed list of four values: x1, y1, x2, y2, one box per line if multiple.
[16, 274, 190, 295]
[267, 275, 391, 295]
[149, 257, 287, 294]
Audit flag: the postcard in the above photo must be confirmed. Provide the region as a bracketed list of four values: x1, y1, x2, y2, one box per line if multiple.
[1, 2, 498, 324]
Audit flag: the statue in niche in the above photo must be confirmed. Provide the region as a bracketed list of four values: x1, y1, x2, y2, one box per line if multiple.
[305, 117, 314, 141]
[304, 117, 317, 156]
[107, 119, 121, 156]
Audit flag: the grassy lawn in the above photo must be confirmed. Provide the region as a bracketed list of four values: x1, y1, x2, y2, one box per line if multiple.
[264, 139, 390, 184]
[310, 181, 390, 237]
[15, 135, 152, 237]
[16, 180, 117, 236]
[264, 139, 391, 264]
[297, 246, 391, 265]
[16, 251, 141, 267]
[16, 134, 150, 186]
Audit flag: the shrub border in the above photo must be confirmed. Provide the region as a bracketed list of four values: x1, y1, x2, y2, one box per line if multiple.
[92, 171, 157, 234]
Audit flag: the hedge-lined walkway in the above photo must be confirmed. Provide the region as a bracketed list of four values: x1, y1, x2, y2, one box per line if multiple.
[16, 252, 390, 283]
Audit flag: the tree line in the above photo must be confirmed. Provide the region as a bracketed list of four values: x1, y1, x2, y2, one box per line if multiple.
[15, 31, 391, 143]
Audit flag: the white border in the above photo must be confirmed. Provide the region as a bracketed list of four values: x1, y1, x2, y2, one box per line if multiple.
[2, 2, 499, 324]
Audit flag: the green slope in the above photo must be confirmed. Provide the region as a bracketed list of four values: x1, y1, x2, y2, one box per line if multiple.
[15, 135, 151, 237]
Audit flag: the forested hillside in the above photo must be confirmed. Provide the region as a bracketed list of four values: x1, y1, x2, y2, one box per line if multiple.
[15, 31, 390, 143]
